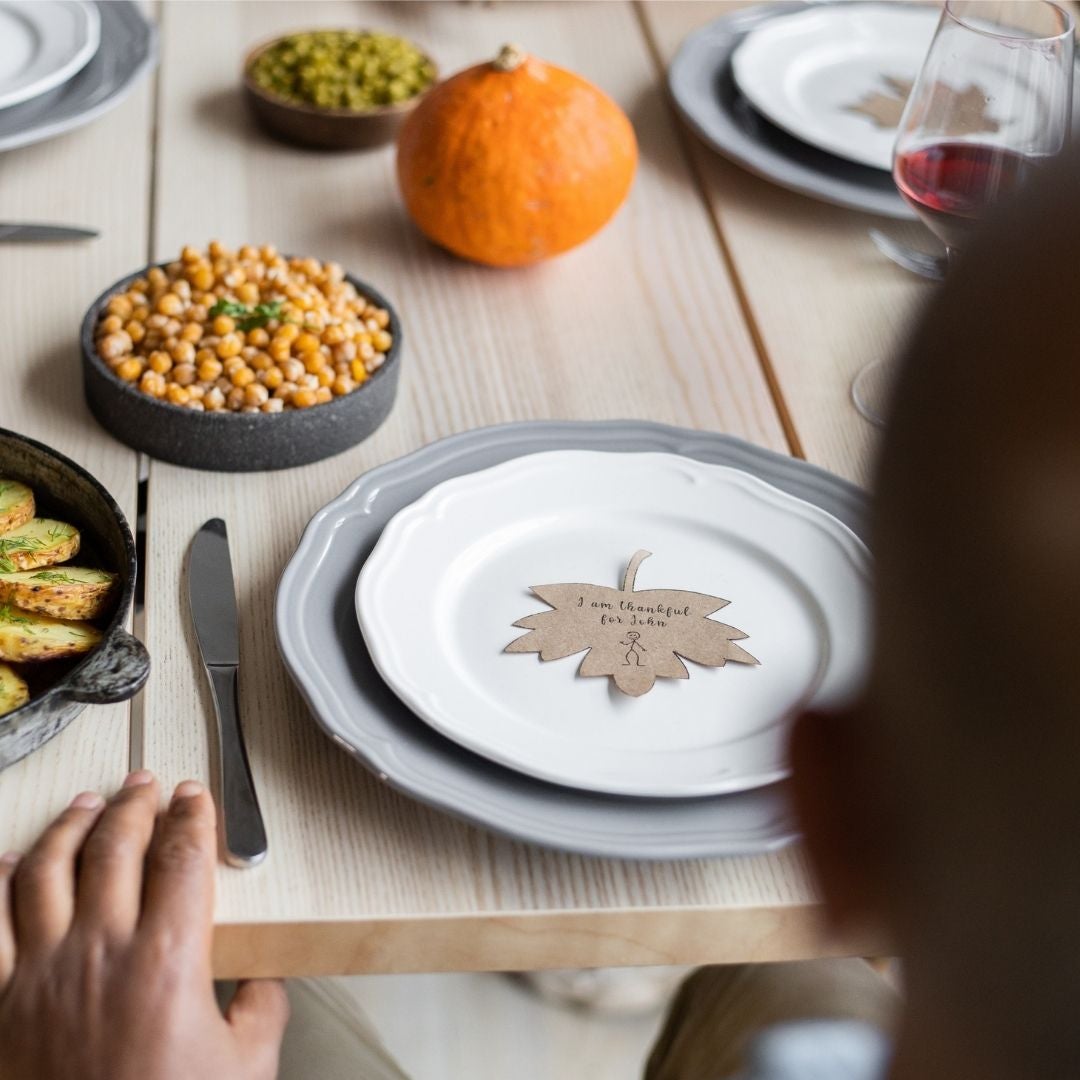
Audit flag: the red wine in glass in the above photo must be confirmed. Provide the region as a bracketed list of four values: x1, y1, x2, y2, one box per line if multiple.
[894, 142, 1040, 252]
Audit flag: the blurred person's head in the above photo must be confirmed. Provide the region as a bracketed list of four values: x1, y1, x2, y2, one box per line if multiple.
[790, 155, 1080, 1080]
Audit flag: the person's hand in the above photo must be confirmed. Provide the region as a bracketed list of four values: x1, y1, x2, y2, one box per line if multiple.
[0, 772, 289, 1080]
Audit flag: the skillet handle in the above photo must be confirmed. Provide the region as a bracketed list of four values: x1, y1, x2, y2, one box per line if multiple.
[65, 629, 151, 704]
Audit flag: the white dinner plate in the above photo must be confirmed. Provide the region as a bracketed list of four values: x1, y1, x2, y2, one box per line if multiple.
[732, 3, 939, 171]
[357, 451, 871, 799]
[0, 1, 100, 112]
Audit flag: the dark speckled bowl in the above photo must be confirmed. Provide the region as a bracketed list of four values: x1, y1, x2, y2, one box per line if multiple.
[81, 264, 402, 472]
[0, 428, 149, 771]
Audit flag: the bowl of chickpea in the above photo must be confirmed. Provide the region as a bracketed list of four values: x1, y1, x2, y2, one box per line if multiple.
[80, 242, 402, 472]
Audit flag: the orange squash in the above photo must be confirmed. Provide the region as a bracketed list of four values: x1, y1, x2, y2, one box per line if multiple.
[396, 44, 638, 267]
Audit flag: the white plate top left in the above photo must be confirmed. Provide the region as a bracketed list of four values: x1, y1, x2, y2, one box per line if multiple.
[0, 1, 100, 112]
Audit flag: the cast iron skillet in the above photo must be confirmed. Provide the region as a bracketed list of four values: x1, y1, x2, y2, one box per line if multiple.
[0, 427, 149, 770]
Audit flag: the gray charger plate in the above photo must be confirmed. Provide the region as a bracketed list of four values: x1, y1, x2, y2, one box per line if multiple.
[275, 421, 870, 860]
[0, 2, 157, 154]
[668, 2, 915, 219]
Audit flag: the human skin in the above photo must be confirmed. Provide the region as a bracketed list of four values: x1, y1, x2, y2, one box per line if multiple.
[0, 772, 288, 1080]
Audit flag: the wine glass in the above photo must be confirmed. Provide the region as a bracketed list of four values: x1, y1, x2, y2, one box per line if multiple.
[852, 0, 1074, 426]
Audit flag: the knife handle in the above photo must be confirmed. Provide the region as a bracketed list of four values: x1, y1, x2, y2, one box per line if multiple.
[205, 665, 268, 867]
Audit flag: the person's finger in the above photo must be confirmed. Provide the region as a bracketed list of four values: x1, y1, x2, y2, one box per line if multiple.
[75, 770, 159, 942]
[0, 851, 21, 990]
[226, 979, 290, 1068]
[138, 781, 216, 959]
[13, 792, 105, 955]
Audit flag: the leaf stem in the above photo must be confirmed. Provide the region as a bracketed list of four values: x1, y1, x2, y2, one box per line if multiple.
[621, 550, 652, 593]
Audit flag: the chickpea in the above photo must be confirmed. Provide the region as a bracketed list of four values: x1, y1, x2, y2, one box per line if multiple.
[98, 331, 133, 361]
[216, 333, 242, 359]
[247, 327, 270, 348]
[106, 295, 134, 320]
[148, 351, 173, 375]
[261, 397, 285, 414]
[303, 352, 327, 374]
[226, 386, 245, 411]
[292, 388, 318, 409]
[139, 370, 167, 397]
[172, 363, 197, 386]
[244, 383, 269, 407]
[116, 358, 143, 384]
[314, 386, 333, 405]
[185, 400, 206, 411]
[197, 357, 223, 382]
[170, 340, 196, 365]
[294, 332, 320, 354]
[332, 375, 356, 396]
[263, 367, 284, 390]
[372, 330, 393, 353]
[350, 359, 369, 384]
[230, 366, 256, 388]
[204, 386, 226, 411]
[237, 281, 260, 305]
[156, 293, 185, 317]
[180, 322, 204, 344]
[212, 314, 235, 336]
[125, 321, 146, 345]
[99, 314, 124, 335]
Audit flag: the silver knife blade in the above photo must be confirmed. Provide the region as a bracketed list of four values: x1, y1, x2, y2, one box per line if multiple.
[189, 518, 239, 667]
[188, 518, 267, 867]
[0, 223, 99, 242]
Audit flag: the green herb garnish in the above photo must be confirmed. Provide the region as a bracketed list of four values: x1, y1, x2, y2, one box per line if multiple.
[0, 536, 44, 554]
[0, 558, 13, 574]
[209, 298, 283, 332]
[0, 605, 32, 625]
[30, 571, 80, 585]
[0, 483, 13, 500]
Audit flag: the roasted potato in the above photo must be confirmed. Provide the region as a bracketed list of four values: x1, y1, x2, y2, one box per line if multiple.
[0, 480, 34, 535]
[0, 605, 102, 662]
[0, 566, 118, 620]
[0, 662, 28, 717]
[0, 519, 80, 573]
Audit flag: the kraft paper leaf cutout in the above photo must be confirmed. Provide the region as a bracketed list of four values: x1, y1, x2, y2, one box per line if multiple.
[505, 550, 759, 697]
[845, 75, 914, 129]
[845, 75, 1000, 136]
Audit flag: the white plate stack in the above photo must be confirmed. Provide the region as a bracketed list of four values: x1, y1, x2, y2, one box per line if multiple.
[276, 422, 874, 861]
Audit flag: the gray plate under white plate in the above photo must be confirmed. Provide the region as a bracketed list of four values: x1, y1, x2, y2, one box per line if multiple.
[275, 421, 870, 860]
[0, 2, 156, 154]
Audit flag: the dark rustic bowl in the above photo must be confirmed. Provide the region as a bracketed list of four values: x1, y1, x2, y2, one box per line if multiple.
[242, 34, 437, 150]
[81, 264, 402, 472]
[0, 428, 149, 771]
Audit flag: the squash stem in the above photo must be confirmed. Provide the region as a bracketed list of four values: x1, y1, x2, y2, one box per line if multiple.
[493, 44, 527, 72]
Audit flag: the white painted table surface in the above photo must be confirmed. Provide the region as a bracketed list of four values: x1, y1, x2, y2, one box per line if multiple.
[0, 1, 923, 978]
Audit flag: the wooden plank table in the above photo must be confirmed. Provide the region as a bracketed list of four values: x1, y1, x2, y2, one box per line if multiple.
[0, 1, 923, 978]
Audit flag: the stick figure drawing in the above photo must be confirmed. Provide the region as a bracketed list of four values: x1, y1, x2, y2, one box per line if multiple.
[621, 631, 646, 667]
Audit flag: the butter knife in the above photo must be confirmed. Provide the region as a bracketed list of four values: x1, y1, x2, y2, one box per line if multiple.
[188, 518, 267, 867]
[0, 223, 99, 242]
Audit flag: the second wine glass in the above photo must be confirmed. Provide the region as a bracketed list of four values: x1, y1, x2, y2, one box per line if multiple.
[854, 0, 1074, 425]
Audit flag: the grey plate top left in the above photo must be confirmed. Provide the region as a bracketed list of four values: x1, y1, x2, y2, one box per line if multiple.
[0, 2, 157, 154]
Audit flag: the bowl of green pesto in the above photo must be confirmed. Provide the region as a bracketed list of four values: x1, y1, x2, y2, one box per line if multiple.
[243, 30, 438, 149]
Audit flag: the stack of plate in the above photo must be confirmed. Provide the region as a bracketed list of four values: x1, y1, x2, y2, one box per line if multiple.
[0, 1, 156, 154]
[276, 422, 872, 860]
[668, 1, 943, 218]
